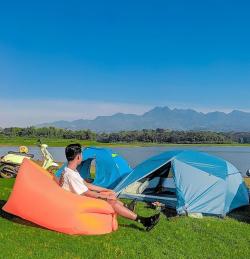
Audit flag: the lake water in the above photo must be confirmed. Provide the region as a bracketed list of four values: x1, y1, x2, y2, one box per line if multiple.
[1, 146, 250, 175]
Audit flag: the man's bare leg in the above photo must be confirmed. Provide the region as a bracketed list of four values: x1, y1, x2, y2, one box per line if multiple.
[107, 200, 137, 220]
[107, 199, 160, 231]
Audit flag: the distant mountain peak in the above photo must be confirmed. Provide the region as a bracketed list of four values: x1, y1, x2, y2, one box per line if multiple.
[36, 106, 250, 132]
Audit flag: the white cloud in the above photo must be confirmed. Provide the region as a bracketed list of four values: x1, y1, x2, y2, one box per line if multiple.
[0, 99, 153, 127]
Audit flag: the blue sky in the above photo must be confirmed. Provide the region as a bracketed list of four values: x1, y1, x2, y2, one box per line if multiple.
[0, 0, 250, 126]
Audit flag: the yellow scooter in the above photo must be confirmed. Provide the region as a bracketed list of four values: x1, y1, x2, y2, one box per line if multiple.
[0, 142, 59, 178]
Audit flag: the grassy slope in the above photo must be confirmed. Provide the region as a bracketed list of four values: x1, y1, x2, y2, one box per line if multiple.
[0, 178, 250, 259]
[1, 136, 250, 147]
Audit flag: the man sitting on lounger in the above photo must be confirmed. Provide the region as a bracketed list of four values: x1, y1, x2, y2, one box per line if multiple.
[59, 143, 160, 231]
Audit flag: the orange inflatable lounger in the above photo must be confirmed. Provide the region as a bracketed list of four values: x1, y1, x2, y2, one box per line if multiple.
[3, 159, 118, 235]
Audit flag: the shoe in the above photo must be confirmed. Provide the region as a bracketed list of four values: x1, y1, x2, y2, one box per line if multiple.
[145, 213, 160, 231]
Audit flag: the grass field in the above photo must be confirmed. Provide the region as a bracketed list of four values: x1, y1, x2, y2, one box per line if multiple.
[0, 137, 128, 147]
[0, 178, 250, 259]
[1, 136, 250, 147]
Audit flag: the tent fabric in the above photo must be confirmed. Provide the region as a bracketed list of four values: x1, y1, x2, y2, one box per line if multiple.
[115, 150, 249, 216]
[3, 159, 118, 235]
[114, 150, 183, 194]
[173, 159, 226, 215]
[55, 147, 131, 189]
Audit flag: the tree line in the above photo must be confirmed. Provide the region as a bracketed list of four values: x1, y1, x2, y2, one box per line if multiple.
[1, 126, 250, 144]
[0, 127, 96, 140]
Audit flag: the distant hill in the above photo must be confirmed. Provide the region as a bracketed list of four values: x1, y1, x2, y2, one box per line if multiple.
[36, 106, 250, 132]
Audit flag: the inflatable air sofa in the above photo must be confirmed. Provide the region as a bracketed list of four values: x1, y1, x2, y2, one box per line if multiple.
[3, 159, 118, 235]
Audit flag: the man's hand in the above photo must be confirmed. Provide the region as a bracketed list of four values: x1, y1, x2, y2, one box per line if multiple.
[100, 189, 116, 196]
[106, 193, 117, 200]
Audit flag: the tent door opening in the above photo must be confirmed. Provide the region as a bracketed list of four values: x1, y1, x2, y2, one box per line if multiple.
[123, 162, 177, 198]
[140, 162, 176, 197]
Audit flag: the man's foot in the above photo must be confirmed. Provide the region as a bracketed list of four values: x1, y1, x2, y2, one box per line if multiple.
[125, 199, 137, 212]
[136, 213, 160, 231]
[144, 213, 160, 231]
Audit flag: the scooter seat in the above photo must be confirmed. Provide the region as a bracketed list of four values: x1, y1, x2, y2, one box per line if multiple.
[7, 151, 34, 158]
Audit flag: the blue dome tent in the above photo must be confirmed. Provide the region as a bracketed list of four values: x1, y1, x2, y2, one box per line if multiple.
[55, 147, 132, 189]
[114, 150, 249, 216]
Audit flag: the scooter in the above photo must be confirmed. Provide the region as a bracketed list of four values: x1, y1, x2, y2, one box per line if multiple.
[0, 146, 34, 178]
[37, 139, 59, 172]
[0, 141, 59, 178]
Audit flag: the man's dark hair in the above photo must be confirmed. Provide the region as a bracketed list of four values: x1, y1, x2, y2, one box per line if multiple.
[65, 143, 82, 162]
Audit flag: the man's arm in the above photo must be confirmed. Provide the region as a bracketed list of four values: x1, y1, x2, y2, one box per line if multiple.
[84, 181, 115, 194]
[83, 190, 116, 200]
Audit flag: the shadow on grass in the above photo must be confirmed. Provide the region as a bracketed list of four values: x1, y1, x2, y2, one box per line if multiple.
[228, 205, 250, 224]
[144, 203, 177, 219]
[144, 201, 250, 223]
[119, 223, 144, 231]
[0, 200, 16, 221]
[0, 200, 47, 229]
[161, 207, 178, 219]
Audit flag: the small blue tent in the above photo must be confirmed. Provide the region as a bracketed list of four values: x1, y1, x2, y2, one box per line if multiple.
[55, 147, 132, 189]
[114, 150, 249, 216]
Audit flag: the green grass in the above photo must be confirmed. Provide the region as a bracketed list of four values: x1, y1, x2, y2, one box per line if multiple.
[0, 137, 169, 147]
[0, 178, 250, 259]
[0, 137, 112, 147]
[1, 136, 250, 147]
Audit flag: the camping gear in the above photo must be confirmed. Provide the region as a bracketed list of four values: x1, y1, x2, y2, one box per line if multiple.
[3, 159, 118, 235]
[55, 147, 132, 189]
[114, 150, 249, 217]
[0, 141, 59, 178]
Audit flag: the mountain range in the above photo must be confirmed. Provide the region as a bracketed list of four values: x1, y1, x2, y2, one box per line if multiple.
[36, 106, 250, 132]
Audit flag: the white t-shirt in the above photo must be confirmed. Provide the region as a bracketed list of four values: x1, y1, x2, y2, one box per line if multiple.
[60, 167, 88, 195]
